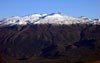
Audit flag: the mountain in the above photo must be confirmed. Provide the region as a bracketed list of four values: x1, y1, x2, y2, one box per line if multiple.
[0, 13, 100, 25]
[0, 13, 100, 63]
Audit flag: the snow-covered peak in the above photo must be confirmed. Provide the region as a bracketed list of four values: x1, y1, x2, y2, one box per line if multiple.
[0, 13, 100, 25]
[79, 16, 91, 20]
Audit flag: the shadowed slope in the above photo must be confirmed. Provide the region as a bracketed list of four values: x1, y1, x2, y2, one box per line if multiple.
[0, 24, 100, 63]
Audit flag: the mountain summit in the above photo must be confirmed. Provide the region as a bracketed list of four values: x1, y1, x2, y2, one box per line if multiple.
[0, 13, 100, 63]
[0, 13, 100, 25]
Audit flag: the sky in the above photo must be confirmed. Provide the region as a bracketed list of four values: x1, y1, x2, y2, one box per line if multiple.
[0, 0, 100, 18]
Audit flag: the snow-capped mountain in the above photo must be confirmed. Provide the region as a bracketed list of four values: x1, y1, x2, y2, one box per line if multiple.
[0, 13, 100, 25]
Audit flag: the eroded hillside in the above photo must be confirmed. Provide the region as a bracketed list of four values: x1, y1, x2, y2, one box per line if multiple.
[0, 24, 100, 63]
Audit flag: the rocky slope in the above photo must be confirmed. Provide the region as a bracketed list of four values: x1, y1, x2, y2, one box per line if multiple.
[0, 13, 100, 63]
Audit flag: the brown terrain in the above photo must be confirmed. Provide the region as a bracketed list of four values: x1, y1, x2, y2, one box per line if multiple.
[0, 24, 100, 63]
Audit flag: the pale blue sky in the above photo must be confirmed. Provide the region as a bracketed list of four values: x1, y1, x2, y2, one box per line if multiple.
[0, 0, 100, 18]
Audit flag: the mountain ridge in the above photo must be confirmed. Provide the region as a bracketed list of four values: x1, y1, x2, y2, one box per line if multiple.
[0, 13, 100, 26]
[0, 13, 100, 63]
